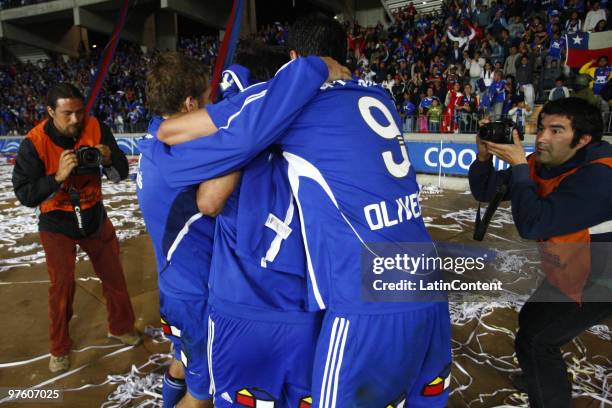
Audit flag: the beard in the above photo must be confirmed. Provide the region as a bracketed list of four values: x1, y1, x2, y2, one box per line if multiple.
[61, 123, 84, 139]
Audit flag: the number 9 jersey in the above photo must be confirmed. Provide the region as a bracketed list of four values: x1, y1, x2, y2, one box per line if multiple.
[277, 79, 434, 313]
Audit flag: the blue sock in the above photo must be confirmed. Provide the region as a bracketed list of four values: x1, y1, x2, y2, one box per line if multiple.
[162, 371, 186, 408]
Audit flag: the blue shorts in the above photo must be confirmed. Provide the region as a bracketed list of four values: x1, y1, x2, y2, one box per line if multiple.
[160, 294, 211, 400]
[208, 308, 322, 407]
[312, 302, 451, 408]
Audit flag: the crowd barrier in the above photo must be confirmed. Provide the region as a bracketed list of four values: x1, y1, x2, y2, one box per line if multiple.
[0, 133, 544, 177]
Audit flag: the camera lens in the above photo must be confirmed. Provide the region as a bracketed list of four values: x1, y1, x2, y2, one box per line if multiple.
[83, 150, 98, 165]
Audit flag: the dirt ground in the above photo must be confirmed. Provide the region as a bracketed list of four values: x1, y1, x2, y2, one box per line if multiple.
[0, 159, 610, 407]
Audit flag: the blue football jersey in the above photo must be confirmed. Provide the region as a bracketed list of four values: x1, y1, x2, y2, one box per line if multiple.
[153, 59, 435, 313]
[276, 80, 434, 313]
[149, 58, 329, 320]
[136, 116, 215, 299]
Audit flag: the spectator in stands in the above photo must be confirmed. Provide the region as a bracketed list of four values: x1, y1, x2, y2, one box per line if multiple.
[482, 61, 495, 89]
[515, 54, 535, 109]
[549, 77, 571, 101]
[508, 96, 531, 134]
[564, 11, 583, 34]
[546, 31, 566, 65]
[579, 56, 612, 96]
[401, 92, 417, 132]
[459, 83, 478, 133]
[446, 26, 476, 49]
[428, 98, 443, 132]
[473, 2, 492, 27]
[508, 16, 526, 40]
[443, 81, 463, 133]
[490, 36, 505, 65]
[467, 51, 485, 92]
[448, 42, 463, 65]
[593, 19, 609, 32]
[584, 1, 607, 32]
[490, 70, 507, 119]
[488, 8, 510, 37]
[504, 46, 520, 77]
[114, 112, 124, 134]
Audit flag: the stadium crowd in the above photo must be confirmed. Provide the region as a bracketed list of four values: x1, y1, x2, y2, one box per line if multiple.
[0, 0, 611, 136]
[0, 39, 218, 136]
[341, 0, 612, 134]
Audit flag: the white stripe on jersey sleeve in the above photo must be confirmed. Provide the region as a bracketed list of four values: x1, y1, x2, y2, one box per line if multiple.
[218, 89, 267, 130]
[166, 213, 203, 262]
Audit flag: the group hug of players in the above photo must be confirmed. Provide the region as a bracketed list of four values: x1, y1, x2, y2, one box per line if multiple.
[137, 14, 451, 408]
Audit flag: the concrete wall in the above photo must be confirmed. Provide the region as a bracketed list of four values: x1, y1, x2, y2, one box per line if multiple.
[355, 7, 386, 27]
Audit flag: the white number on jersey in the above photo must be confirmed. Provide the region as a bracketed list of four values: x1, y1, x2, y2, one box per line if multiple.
[358, 96, 411, 178]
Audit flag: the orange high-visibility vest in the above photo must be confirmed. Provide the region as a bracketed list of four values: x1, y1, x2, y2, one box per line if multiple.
[27, 117, 103, 213]
[528, 154, 612, 302]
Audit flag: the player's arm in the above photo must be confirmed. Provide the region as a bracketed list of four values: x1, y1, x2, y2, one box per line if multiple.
[156, 108, 218, 145]
[578, 60, 595, 77]
[156, 56, 350, 146]
[156, 56, 349, 189]
[196, 171, 241, 216]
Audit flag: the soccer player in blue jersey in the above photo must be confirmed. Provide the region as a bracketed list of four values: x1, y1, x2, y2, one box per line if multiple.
[149, 47, 351, 408]
[137, 52, 239, 408]
[155, 14, 451, 407]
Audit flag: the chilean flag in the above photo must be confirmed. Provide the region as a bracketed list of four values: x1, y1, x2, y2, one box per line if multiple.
[565, 31, 612, 69]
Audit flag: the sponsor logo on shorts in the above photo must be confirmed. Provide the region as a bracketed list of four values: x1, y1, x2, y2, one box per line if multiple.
[421, 364, 451, 397]
[385, 393, 406, 408]
[160, 317, 181, 337]
[235, 388, 276, 408]
[298, 396, 312, 408]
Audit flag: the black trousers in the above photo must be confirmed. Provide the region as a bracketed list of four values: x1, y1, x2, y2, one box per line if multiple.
[515, 281, 612, 408]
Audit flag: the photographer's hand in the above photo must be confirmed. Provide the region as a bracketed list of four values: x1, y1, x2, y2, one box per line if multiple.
[55, 150, 78, 183]
[95, 144, 112, 166]
[483, 130, 527, 166]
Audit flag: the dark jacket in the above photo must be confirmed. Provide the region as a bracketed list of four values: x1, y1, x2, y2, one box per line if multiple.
[468, 141, 612, 242]
[12, 119, 128, 238]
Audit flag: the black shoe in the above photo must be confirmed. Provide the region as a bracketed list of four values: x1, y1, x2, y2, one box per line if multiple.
[510, 372, 528, 393]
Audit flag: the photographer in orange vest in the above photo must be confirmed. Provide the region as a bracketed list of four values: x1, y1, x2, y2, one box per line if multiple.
[469, 97, 612, 407]
[12, 83, 140, 373]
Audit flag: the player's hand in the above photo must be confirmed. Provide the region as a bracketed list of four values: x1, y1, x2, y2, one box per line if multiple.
[320, 57, 352, 82]
[482, 130, 527, 166]
[55, 150, 78, 183]
[95, 144, 112, 166]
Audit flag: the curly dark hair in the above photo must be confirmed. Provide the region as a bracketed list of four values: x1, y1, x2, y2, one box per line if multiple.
[146, 51, 208, 116]
[539, 97, 603, 147]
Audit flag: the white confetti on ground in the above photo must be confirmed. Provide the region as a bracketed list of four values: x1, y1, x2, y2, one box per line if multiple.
[0, 160, 145, 273]
[1, 163, 609, 406]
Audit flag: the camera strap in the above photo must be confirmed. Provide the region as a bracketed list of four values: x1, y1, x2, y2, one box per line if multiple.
[68, 182, 88, 238]
[473, 183, 508, 241]
[473, 158, 509, 241]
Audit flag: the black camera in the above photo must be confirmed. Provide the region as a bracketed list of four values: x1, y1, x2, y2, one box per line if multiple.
[74, 146, 102, 168]
[478, 119, 523, 144]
